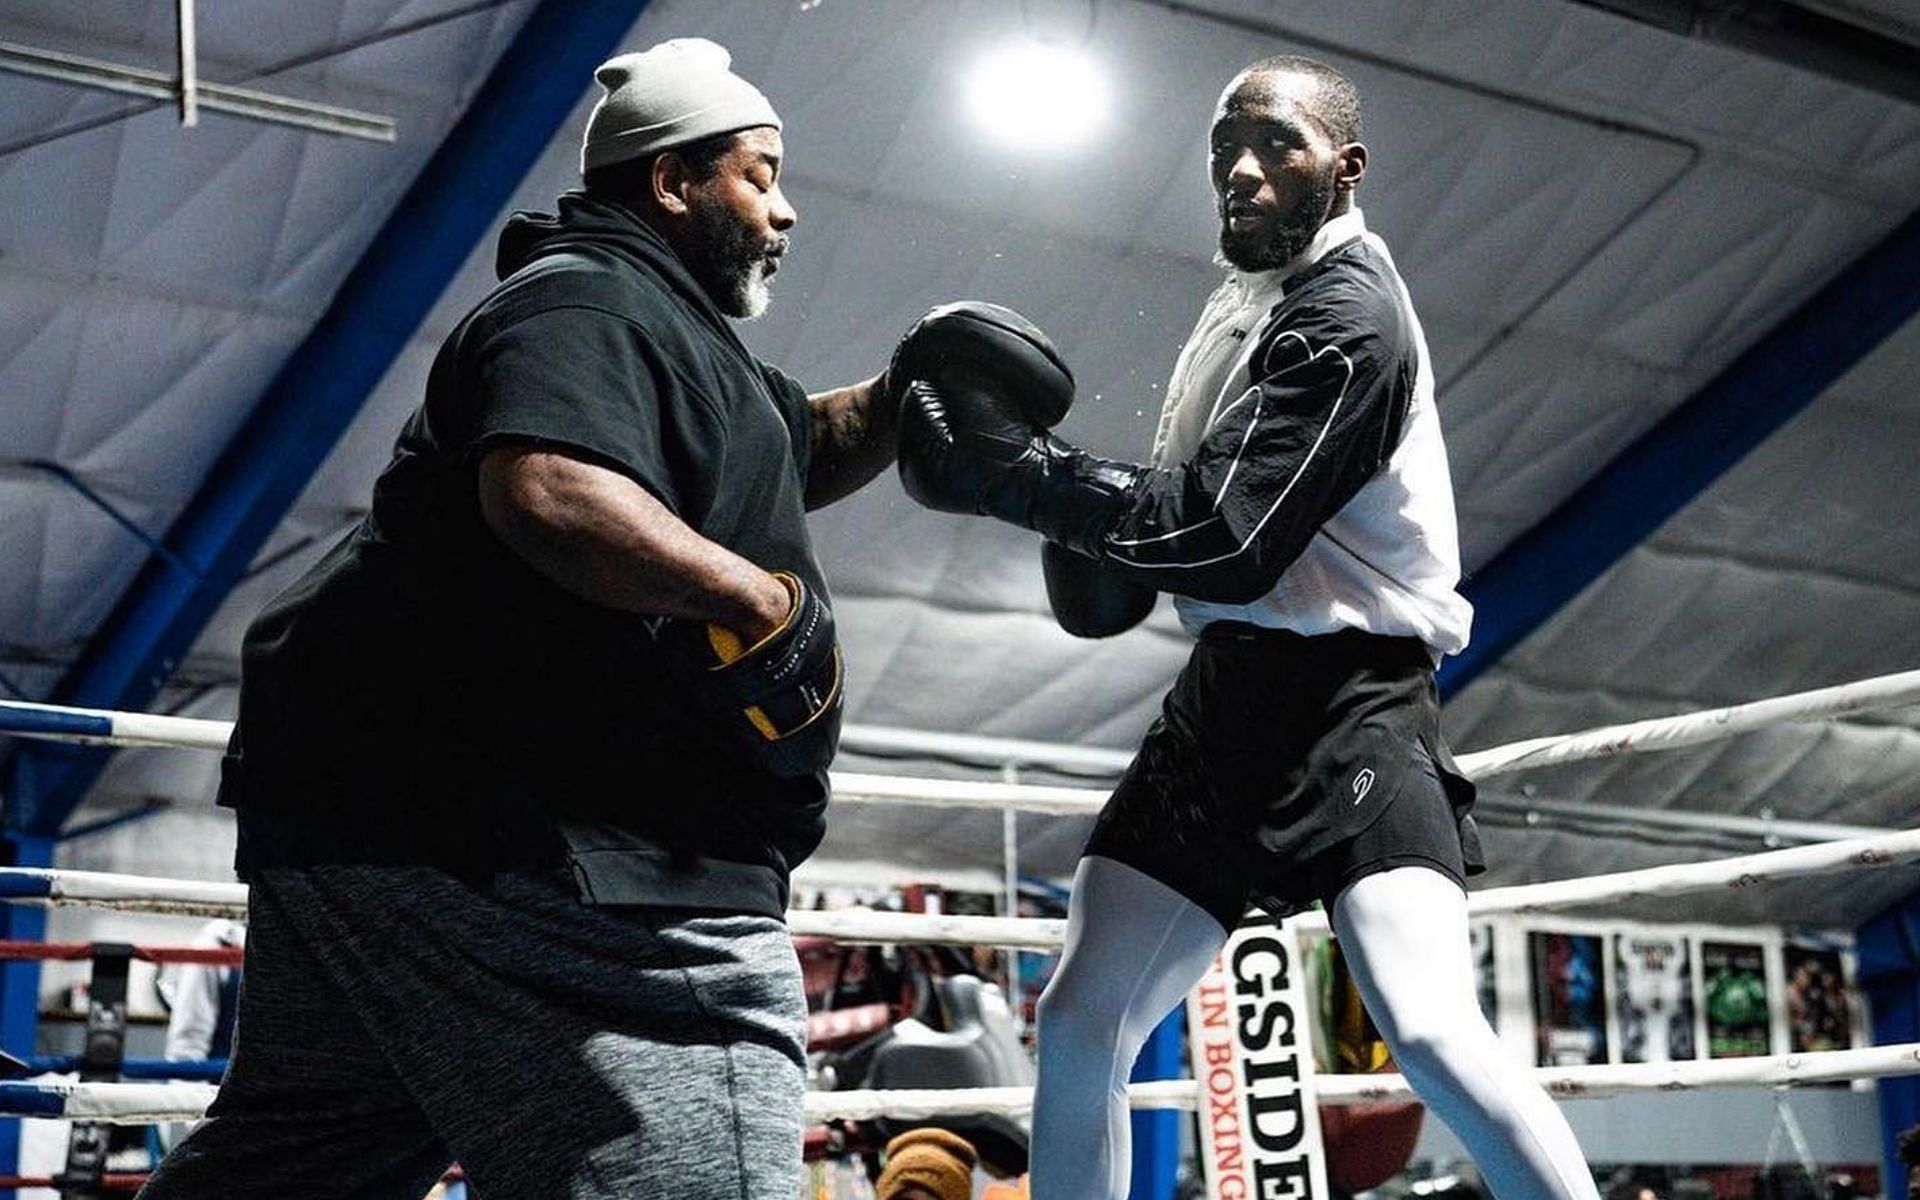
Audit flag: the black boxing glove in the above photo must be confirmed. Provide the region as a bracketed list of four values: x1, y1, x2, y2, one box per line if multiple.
[658, 572, 843, 778]
[888, 301, 1075, 428]
[1042, 540, 1155, 638]
[896, 381, 1151, 556]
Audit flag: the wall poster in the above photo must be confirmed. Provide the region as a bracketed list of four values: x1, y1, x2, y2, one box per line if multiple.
[1529, 931, 1608, 1067]
[1614, 931, 1695, 1063]
[1701, 939, 1773, 1058]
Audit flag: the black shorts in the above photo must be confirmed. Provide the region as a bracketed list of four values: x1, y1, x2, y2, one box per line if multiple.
[1084, 624, 1484, 931]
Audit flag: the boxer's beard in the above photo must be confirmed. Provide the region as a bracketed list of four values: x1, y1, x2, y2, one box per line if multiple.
[1218, 159, 1338, 273]
[688, 199, 787, 320]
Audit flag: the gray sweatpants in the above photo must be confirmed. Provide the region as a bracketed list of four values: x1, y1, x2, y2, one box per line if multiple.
[137, 865, 805, 1199]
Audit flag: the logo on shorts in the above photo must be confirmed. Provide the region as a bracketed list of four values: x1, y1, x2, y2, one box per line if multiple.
[1351, 767, 1375, 805]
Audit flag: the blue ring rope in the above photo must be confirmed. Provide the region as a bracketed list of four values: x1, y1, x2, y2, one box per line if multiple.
[0, 705, 113, 742]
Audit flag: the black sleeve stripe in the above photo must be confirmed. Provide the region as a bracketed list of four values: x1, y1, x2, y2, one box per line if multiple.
[1108, 330, 1355, 571]
[1108, 384, 1256, 549]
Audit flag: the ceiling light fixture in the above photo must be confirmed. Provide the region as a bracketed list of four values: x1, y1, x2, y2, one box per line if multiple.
[964, 36, 1109, 152]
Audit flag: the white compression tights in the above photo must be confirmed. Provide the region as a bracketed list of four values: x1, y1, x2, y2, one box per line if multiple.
[1031, 856, 1226, 1200]
[1029, 857, 1599, 1200]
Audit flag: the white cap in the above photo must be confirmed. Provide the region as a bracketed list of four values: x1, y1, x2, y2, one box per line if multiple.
[581, 38, 781, 174]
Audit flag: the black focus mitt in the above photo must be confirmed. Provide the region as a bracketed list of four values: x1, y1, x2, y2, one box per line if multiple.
[890, 301, 1075, 428]
[1042, 540, 1155, 638]
[660, 572, 843, 778]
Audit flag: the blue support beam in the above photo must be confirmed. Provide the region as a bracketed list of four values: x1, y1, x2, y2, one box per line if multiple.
[1858, 889, 1920, 1196]
[1439, 205, 1920, 697]
[0, 835, 54, 1186]
[0, 0, 654, 836]
[1128, 1008, 1184, 1200]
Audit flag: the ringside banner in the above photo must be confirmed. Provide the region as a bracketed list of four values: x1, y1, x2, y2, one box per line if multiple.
[1185, 914, 1328, 1200]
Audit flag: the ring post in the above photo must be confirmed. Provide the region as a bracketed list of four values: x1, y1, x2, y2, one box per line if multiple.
[1858, 889, 1920, 1196]
[0, 835, 54, 1191]
[1129, 1009, 1184, 1200]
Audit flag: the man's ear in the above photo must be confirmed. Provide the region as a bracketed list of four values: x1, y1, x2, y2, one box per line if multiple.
[1336, 141, 1368, 193]
[651, 150, 691, 217]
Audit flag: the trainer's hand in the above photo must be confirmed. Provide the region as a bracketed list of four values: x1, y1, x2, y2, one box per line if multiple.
[658, 572, 843, 778]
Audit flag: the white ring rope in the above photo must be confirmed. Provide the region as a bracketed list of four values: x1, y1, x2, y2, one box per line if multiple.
[788, 908, 1067, 951]
[831, 772, 1106, 815]
[4, 825, 1916, 941]
[1438, 823, 1920, 920]
[0, 700, 232, 752]
[792, 825, 1920, 940]
[0, 1080, 220, 1123]
[1452, 668, 1920, 778]
[5, 680, 1915, 1141]
[809, 1043, 1920, 1119]
[3, 668, 1917, 799]
[0, 867, 249, 920]
[8, 1044, 1916, 1126]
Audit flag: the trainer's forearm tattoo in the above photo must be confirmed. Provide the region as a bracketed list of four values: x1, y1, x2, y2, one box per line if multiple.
[804, 374, 896, 508]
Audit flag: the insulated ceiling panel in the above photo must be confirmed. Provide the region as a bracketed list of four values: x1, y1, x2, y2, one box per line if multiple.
[0, 1, 535, 657]
[1446, 317, 1920, 922]
[2, 0, 1915, 930]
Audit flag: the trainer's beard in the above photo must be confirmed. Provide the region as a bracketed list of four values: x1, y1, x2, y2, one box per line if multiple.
[688, 201, 785, 320]
[1218, 164, 1337, 274]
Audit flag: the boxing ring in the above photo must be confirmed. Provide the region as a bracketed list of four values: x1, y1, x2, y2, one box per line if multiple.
[0, 669, 1916, 1134]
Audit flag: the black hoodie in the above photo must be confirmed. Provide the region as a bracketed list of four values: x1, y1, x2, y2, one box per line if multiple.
[221, 193, 829, 913]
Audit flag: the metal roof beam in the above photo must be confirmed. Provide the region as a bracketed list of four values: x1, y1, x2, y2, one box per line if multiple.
[1568, 0, 1920, 107]
[1856, 890, 1920, 1194]
[0, 0, 654, 835]
[0, 38, 394, 141]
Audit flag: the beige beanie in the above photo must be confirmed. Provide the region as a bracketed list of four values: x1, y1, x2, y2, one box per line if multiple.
[876, 1127, 978, 1200]
[581, 38, 781, 174]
